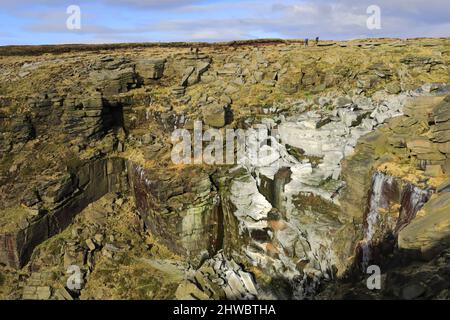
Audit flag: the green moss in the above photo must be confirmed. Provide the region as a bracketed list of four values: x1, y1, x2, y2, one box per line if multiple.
[0, 206, 30, 233]
[64, 156, 84, 173]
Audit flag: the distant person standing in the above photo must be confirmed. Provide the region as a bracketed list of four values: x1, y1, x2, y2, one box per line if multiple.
[304, 38, 309, 47]
[315, 37, 319, 45]
[190, 47, 199, 57]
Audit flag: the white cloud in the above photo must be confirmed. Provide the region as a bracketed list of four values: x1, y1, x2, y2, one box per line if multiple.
[3, 0, 450, 44]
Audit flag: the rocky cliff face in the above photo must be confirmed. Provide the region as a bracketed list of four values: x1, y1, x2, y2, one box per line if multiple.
[127, 162, 221, 264]
[0, 38, 450, 300]
[0, 158, 127, 268]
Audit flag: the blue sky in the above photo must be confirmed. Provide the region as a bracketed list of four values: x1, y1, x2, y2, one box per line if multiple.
[1, 0, 449, 45]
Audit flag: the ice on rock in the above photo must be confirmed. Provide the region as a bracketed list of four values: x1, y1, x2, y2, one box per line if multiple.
[221, 88, 438, 298]
[230, 174, 271, 223]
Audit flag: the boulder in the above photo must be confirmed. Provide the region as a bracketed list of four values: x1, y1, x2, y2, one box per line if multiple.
[432, 130, 450, 143]
[180, 61, 211, 87]
[407, 138, 436, 154]
[357, 75, 378, 90]
[202, 103, 226, 128]
[401, 283, 426, 300]
[424, 164, 443, 177]
[90, 66, 137, 96]
[300, 68, 325, 91]
[278, 78, 298, 94]
[386, 82, 401, 94]
[398, 192, 450, 259]
[135, 59, 165, 83]
[335, 96, 353, 108]
[180, 66, 195, 87]
[431, 96, 450, 123]
[400, 56, 442, 71]
[407, 138, 446, 161]
[403, 96, 444, 122]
